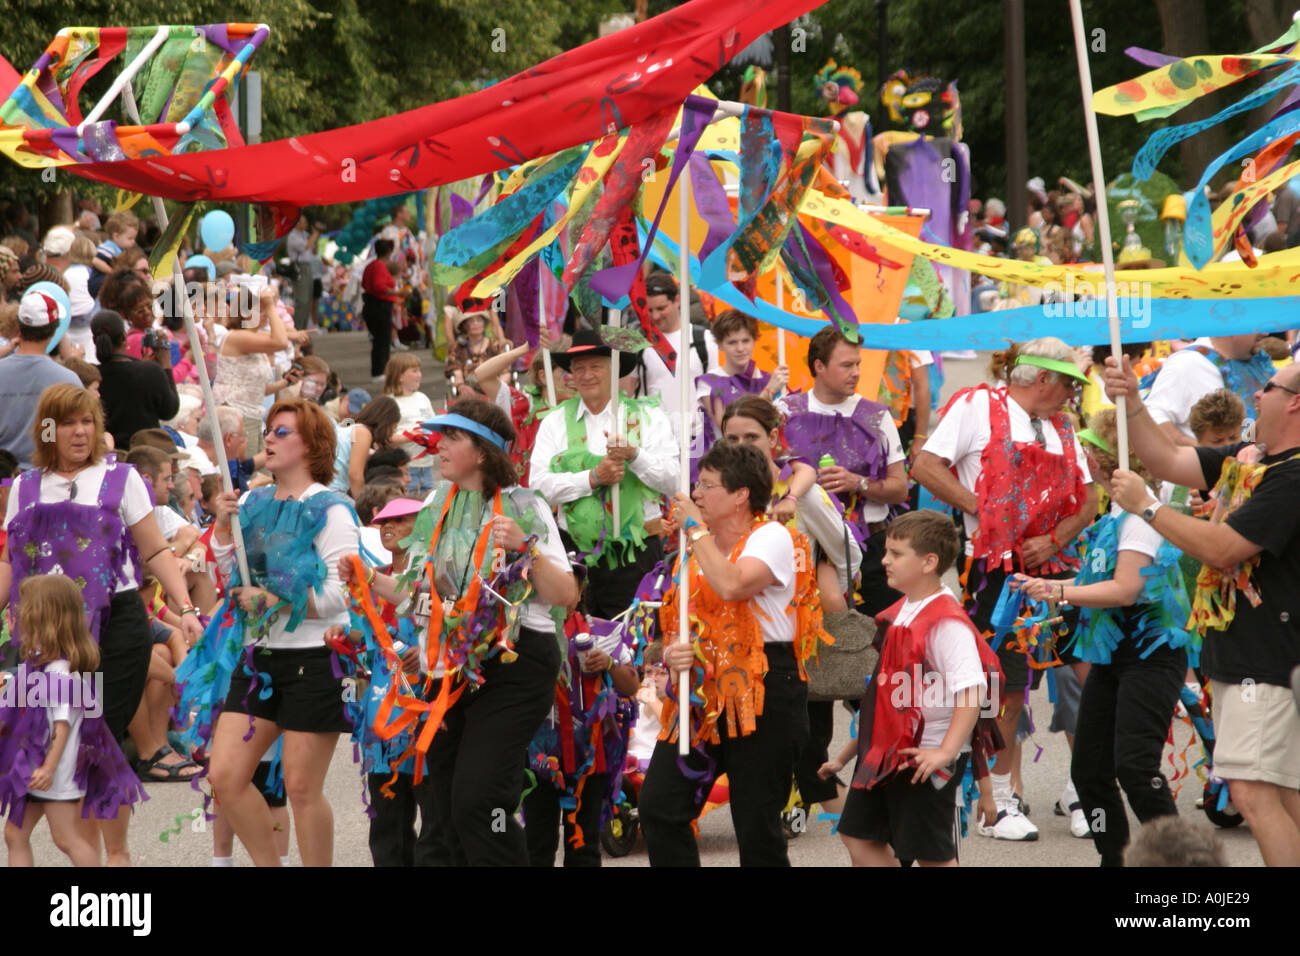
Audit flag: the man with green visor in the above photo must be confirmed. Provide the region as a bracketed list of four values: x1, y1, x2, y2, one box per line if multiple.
[913, 337, 1099, 841]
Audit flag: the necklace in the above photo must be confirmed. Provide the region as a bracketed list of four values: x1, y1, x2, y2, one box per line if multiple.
[53, 463, 91, 500]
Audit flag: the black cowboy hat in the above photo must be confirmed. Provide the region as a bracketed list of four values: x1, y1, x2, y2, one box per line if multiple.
[550, 327, 638, 377]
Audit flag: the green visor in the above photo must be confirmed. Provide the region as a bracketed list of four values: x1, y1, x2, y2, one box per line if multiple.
[1076, 428, 1113, 454]
[1014, 354, 1091, 385]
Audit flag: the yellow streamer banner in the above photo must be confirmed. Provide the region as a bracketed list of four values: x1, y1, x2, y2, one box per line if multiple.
[797, 189, 1300, 298]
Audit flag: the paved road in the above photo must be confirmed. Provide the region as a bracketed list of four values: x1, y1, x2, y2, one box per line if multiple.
[14, 349, 1263, 867]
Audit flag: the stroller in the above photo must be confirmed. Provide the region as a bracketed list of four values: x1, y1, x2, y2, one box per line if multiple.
[1174, 677, 1244, 829]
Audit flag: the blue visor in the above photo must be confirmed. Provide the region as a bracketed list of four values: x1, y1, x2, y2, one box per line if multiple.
[421, 413, 509, 451]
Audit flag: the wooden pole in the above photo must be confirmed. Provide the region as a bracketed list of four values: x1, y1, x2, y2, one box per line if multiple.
[677, 161, 693, 756]
[1069, 0, 1129, 469]
[122, 84, 251, 585]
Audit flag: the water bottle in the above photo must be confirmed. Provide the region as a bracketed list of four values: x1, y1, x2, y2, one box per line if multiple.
[573, 632, 594, 669]
[818, 453, 836, 470]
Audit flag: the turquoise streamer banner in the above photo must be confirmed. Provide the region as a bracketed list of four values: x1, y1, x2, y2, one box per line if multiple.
[645, 227, 1299, 350]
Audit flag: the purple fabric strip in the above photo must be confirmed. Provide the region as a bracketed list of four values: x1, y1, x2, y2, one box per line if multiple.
[690, 152, 735, 264]
[589, 95, 714, 301]
[448, 193, 474, 230]
[794, 219, 859, 326]
[1123, 46, 1180, 68]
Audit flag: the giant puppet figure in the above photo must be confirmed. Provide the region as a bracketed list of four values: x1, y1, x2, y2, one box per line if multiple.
[874, 70, 972, 315]
[815, 60, 880, 204]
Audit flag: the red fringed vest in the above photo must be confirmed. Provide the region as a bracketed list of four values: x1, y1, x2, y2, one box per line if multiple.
[946, 385, 1085, 574]
[853, 591, 1005, 790]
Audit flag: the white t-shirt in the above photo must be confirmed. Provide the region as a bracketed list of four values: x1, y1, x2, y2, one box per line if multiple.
[801, 392, 906, 524]
[907, 350, 935, 370]
[1103, 500, 1163, 561]
[1144, 337, 1224, 438]
[210, 483, 357, 650]
[889, 586, 987, 751]
[64, 264, 95, 321]
[392, 391, 436, 470]
[27, 660, 86, 800]
[359, 525, 392, 567]
[923, 388, 1092, 550]
[407, 485, 570, 675]
[737, 521, 796, 644]
[154, 504, 190, 540]
[640, 337, 706, 445]
[3, 463, 154, 589]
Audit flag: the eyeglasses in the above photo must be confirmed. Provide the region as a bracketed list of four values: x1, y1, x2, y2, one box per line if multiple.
[263, 425, 297, 439]
[695, 480, 723, 491]
[1263, 380, 1299, 396]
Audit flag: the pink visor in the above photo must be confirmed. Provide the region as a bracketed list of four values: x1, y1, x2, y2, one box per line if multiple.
[371, 498, 425, 523]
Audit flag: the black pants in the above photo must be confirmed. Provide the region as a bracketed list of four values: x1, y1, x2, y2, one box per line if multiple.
[569, 534, 663, 621]
[794, 700, 839, 804]
[522, 772, 607, 867]
[362, 293, 392, 378]
[100, 589, 154, 742]
[367, 766, 446, 866]
[426, 627, 561, 866]
[639, 644, 809, 866]
[1071, 639, 1186, 867]
[858, 528, 901, 617]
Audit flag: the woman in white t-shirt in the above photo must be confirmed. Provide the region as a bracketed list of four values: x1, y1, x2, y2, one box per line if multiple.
[382, 354, 436, 495]
[0, 383, 204, 866]
[640, 440, 813, 867]
[202, 399, 360, 867]
[1012, 410, 1192, 867]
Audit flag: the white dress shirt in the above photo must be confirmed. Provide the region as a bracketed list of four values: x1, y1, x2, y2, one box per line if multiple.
[531, 396, 680, 527]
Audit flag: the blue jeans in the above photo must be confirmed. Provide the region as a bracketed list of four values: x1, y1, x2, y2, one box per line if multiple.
[407, 464, 436, 497]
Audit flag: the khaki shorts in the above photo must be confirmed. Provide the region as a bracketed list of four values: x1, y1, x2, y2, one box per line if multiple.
[1210, 679, 1300, 789]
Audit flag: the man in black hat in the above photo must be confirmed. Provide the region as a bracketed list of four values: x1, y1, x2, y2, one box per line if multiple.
[532, 329, 679, 618]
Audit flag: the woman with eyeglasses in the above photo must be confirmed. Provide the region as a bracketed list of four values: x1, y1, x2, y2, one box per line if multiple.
[639, 440, 827, 866]
[0, 383, 205, 865]
[188, 399, 360, 867]
[337, 398, 577, 865]
[91, 309, 179, 450]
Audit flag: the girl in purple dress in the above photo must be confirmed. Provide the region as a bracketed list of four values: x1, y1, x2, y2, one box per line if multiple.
[2, 575, 146, 865]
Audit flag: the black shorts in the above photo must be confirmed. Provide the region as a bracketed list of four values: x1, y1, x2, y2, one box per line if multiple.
[26, 794, 80, 804]
[224, 646, 351, 734]
[253, 760, 287, 809]
[837, 754, 969, 863]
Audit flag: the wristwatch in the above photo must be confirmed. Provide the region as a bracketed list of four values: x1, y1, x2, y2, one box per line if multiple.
[1141, 500, 1164, 523]
[688, 527, 712, 546]
[858, 476, 871, 496]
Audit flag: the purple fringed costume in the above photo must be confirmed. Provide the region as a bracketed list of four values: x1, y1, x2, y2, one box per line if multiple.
[0, 663, 147, 824]
[782, 392, 891, 545]
[6, 465, 142, 643]
[695, 362, 771, 479]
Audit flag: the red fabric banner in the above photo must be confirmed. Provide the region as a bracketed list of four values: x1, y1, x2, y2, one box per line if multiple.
[46, 0, 820, 205]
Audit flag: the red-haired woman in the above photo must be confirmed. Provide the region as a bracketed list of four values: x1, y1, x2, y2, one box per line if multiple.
[196, 399, 359, 866]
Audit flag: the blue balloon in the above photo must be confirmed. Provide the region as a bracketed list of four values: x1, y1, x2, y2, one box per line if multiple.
[28, 281, 72, 354]
[200, 210, 236, 252]
[186, 255, 216, 281]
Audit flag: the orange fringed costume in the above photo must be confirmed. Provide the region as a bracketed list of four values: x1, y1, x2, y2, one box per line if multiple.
[658, 519, 829, 749]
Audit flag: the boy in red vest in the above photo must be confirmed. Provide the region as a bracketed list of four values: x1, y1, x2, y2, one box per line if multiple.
[837, 511, 1002, 866]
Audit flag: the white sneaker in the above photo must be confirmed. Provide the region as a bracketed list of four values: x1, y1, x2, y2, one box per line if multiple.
[392, 341, 410, 352]
[977, 803, 1039, 841]
[1056, 780, 1089, 838]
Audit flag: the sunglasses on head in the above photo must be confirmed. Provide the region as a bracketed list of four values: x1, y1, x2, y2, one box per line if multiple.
[263, 425, 297, 439]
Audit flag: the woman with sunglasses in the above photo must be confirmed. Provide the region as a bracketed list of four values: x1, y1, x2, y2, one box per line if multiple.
[338, 399, 576, 865]
[191, 399, 360, 866]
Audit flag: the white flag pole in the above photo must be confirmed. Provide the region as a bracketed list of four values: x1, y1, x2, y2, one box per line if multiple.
[122, 84, 251, 586]
[677, 157, 693, 756]
[608, 305, 621, 535]
[1070, 0, 1129, 470]
[538, 271, 556, 407]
